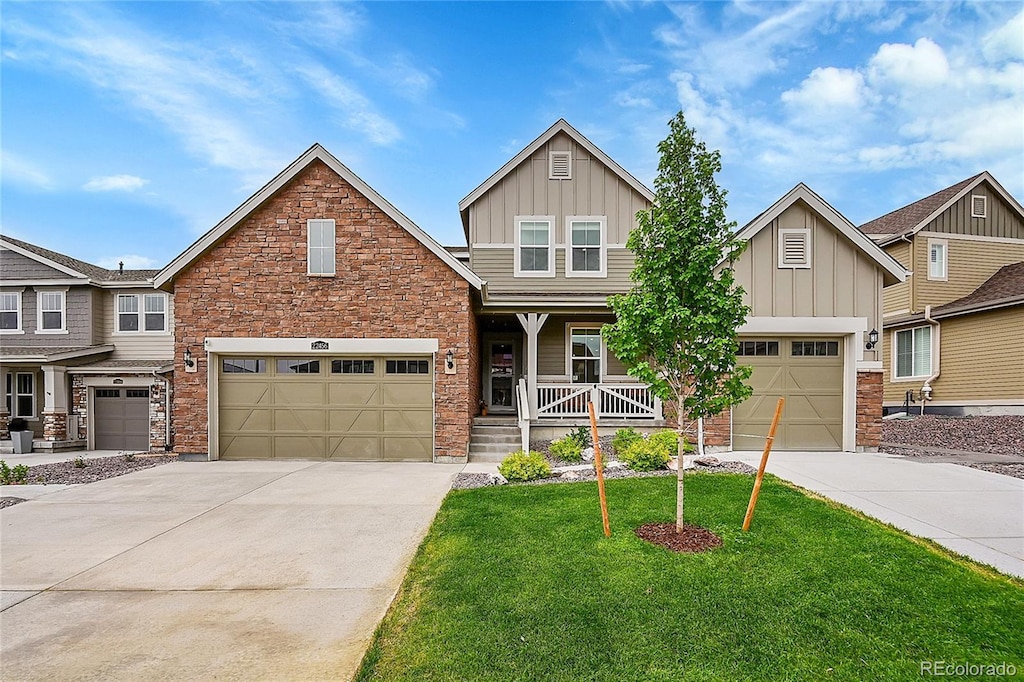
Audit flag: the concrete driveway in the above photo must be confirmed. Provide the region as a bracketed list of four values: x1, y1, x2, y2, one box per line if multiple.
[1, 460, 462, 681]
[731, 451, 1024, 579]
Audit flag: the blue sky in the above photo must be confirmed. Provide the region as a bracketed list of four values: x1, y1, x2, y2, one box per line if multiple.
[2, 1, 1022, 269]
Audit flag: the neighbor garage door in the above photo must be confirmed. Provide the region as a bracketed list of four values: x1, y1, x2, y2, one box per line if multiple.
[94, 387, 150, 451]
[217, 356, 433, 460]
[733, 338, 844, 451]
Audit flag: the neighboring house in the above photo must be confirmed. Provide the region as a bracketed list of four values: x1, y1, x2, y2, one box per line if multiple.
[0, 237, 173, 451]
[152, 120, 905, 462]
[860, 172, 1024, 415]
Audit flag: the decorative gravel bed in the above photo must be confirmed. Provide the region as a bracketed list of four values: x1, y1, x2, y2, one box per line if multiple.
[962, 462, 1024, 480]
[0, 454, 178, 508]
[882, 415, 1024, 456]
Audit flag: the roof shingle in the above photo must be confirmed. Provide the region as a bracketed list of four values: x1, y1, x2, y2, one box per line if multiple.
[934, 261, 1024, 315]
[859, 173, 982, 235]
[1, 235, 160, 281]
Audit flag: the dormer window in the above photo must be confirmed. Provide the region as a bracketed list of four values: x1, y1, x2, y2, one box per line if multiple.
[778, 228, 811, 269]
[549, 151, 571, 180]
[971, 195, 987, 218]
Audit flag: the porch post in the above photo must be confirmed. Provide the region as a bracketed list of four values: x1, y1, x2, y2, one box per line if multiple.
[42, 365, 69, 441]
[516, 312, 549, 420]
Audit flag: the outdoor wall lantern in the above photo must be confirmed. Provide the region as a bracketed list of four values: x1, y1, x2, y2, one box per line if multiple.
[865, 328, 879, 350]
[184, 347, 197, 372]
[446, 349, 455, 370]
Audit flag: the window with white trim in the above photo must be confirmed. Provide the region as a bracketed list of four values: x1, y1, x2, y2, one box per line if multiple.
[117, 293, 168, 333]
[308, 219, 336, 275]
[38, 290, 66, 332]
[895, 326, 931, 379]
[567, 217, 606, 276]
[5, 372, 35, 418]
[549, 151, 571, 179]
[778, 228, 811, 268]
[569, 327, 602, 383]
[0, 292, 21, 332]
[928, 240, 947, 280]
[971, 195, 987, 218]
[515, 217, 554, 276]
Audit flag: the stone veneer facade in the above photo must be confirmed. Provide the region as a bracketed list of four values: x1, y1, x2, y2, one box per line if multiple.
[855, 369, 883, 451]
[70, 373, 171, 451]
[169, 159, 479, 461]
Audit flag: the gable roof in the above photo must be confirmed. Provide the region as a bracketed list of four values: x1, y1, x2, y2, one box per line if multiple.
[457, 119, 655, 234]
[859, 171, 1024, 243]
[0, 235, 159, 283]
[154, 144, 483, 290]
[734, 183, 908, 286]
[933, 260, 1024, 317]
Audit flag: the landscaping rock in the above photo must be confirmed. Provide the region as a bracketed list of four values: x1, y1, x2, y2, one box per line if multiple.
[694, 456, 720, 467]
[1, 497, 27, 509]
[16, 454, 177, 486]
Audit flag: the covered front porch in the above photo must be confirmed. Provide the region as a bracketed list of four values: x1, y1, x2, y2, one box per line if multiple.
[477, 312, 663, 424]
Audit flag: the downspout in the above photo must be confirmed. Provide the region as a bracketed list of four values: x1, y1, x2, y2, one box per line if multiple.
[152, 369, 172, 451]
[920, 305, 940, 416]
[899, 233, 915, 315]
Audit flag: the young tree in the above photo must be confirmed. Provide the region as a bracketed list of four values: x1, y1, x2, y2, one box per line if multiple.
[603, 112, 752, 531]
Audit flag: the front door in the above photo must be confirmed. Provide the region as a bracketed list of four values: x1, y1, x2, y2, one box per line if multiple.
[488, 342, 516, 413]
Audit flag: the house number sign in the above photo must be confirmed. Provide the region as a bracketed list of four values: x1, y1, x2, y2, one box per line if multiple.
[310, 340, 329, 350]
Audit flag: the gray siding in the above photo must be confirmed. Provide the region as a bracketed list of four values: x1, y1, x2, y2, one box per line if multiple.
[536, 314, 629, 379]
[472, 247, 635, 295]
[0, 286, 95, 347]
[731, 200, 883, 334]
[0, 249, 78, 279]
[926, 183, 1024, 239]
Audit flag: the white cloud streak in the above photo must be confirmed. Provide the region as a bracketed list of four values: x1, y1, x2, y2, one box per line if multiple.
[83, 174, 148, 192]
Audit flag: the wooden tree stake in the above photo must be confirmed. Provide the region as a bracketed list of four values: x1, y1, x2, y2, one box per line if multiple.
[742, 397, 785, 532]
[588, 401, 612, 537]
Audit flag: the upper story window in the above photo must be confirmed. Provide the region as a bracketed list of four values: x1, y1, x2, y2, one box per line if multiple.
[567, 217, 606, 277]
[117, 293, 168, 333]
[37, 290, 67, 333]
[549, 151, 572, 180]
[569, 326, 602, 383]
[308, 219, 336, 276]
[927, 239, 947, 281]
[514, 216, 554, 277]
[971, 195, 987, 218]
[778, 228, 811, 269]
[895, 326, 931, 379]
[0, 292, 21, 333]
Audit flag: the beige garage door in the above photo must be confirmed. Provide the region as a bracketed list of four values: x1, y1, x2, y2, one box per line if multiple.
[733, 338, 844, 451]
[217, 356, 433, 461]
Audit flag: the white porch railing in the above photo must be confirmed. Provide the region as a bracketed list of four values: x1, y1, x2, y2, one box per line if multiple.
[516, 377, 531, 452]
[536, 383, 661, 419]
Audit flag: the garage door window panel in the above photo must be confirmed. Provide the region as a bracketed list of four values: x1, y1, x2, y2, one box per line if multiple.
[277, 358, 321, 374]
[791, 341, 839, 357]
[332, 359, 375, 374]
[223, 358, 266, 374]
[738, 341, 779, 356]
[386, 359, 430, 374]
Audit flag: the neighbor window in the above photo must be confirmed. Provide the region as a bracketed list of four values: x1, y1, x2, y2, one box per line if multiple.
[515, 217, 554, 276]
[0, 292, 21, 332]
[895, 326, 932, 378]
[928, 240, 947, 280]
[308, 219, 336, 276]
[778, 228, 811, 268]
[568, 217, 606, 276]
[38, 290, 66, 332]
[117, 294, 167, 332]
[5, 372, 35, 419]
[569, 327, 602, 384]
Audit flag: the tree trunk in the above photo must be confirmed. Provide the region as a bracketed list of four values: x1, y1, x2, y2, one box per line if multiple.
[676, 433, 686, 531]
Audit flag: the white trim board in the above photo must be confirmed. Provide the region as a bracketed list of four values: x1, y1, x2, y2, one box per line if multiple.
[738, 316, 869, 334]
[204, 337, 440, 354]
[154, 144, 483, 291]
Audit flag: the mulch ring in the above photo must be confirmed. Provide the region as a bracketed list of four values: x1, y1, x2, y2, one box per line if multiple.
[635, 522, 723, 553]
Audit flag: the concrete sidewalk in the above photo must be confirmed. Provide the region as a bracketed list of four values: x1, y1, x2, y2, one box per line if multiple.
[731, 451, 1024, 579]
[1, 460, 462, 681]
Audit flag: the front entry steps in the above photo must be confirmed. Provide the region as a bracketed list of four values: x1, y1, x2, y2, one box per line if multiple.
[468, 416, 520, 462]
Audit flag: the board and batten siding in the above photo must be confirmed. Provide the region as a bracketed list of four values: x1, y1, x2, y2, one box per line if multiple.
[925, 183, 1024, 239]
[912, 234, 1024, 309]
[731, 201, 883, 333]
[536, 315, 628, 379]
[472, 248, 635, 294]
[882, 241, 911, 314]
[97, 289, 175, 360]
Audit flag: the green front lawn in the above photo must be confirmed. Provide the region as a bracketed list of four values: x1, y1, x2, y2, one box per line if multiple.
[357, 475, 1024, 681]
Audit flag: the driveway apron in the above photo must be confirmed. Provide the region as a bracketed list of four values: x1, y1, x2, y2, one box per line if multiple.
[732, 451, 1024, 579]
[1, 460, 461, 681]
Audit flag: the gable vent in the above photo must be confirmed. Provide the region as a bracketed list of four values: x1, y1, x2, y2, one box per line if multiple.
[778, 229, 811, 268]
[971, 194, 987, 218]
[549, 151, 572, 180]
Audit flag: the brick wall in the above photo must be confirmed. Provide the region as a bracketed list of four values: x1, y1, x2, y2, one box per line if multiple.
[703, 409, 731, 448]
[856, 370, 883, 450]
[170, 160, 477, 460]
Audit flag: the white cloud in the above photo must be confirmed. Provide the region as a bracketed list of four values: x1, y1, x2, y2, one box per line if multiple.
[295, 63, 401, 146]
[983, 9, 1024, 62]
[96, 254, 159, 270]
[868, 37, 950, 89]
[782, 67, 866, 109]
[0, 150, 53, 189]
[82, 174, 148, 192]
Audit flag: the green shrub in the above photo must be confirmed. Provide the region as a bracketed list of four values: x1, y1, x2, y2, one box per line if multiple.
[549, 437, 583, 463]
[611, 427, 643, 455]
[11, 464, 28, 484]
[72, 456, 87, 469]
[498, 450, 552, 482]
[0, 460, 11, 485]
[620, 437, 672, 472]
[0, 461, 29, 485]
[565, 426, 591, 449]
